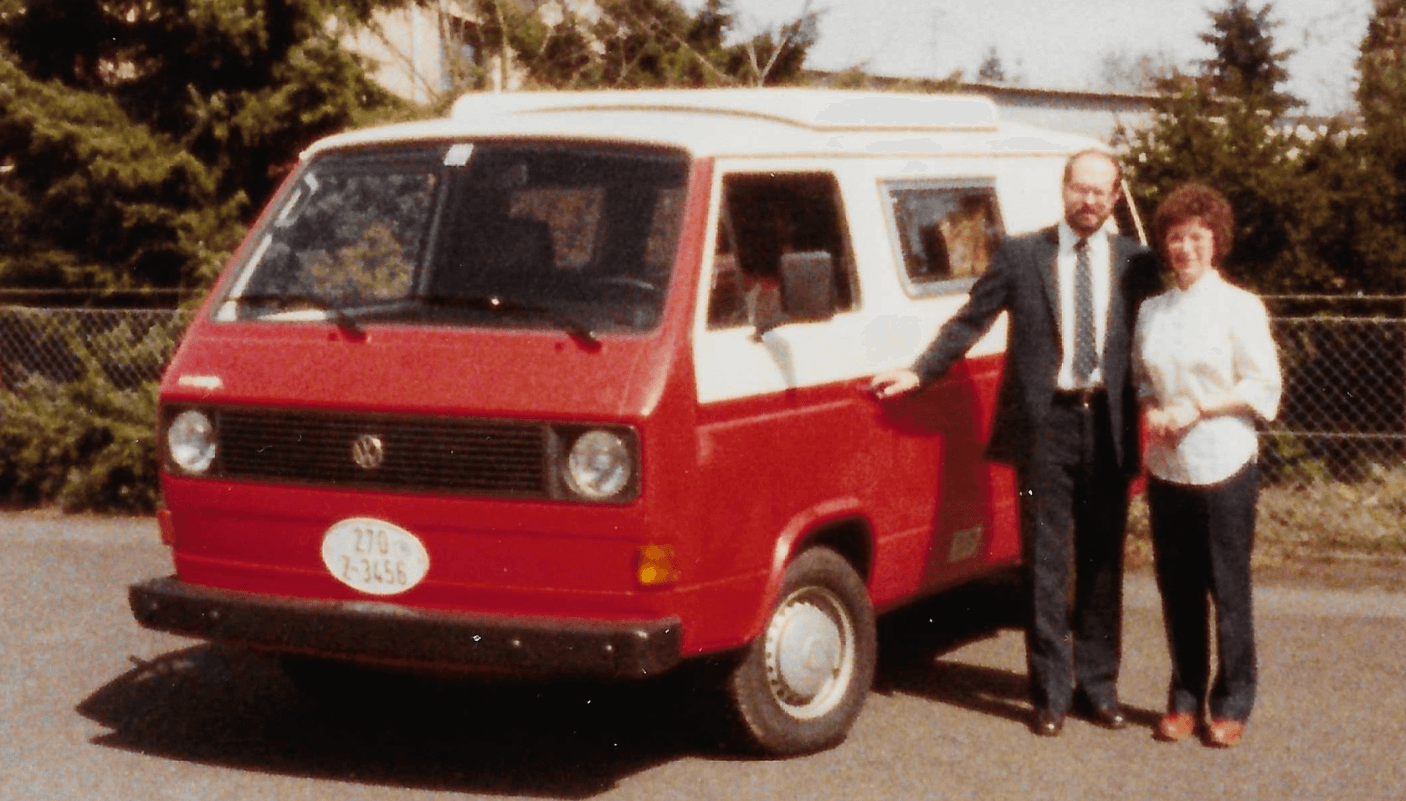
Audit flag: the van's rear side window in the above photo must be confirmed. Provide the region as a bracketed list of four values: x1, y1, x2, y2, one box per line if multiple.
[883, 181, 1004, 294]
[218, 142, 690, 333]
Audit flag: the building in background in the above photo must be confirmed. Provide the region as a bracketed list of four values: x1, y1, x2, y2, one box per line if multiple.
[347, 0, 605, 103]
[954, 82, 1159, 142]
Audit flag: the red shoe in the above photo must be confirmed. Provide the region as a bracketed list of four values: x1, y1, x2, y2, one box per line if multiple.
[1154, 711, 1197, 742]
[1205, 718, 1245, 748]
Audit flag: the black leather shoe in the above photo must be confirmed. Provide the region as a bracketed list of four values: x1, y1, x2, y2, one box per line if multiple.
[1077, 703, 1127, 730]
[1031, 709, 1065, 737]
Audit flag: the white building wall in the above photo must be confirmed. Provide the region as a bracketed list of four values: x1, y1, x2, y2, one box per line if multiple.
[344, 4, 446, 104]
[346, 0, 605, 104]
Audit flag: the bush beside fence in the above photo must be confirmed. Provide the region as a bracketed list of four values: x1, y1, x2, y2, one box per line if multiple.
[1, 302, 1404, 557]
[0, 308, 189, 511]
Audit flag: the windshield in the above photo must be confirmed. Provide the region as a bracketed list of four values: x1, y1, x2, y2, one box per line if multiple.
[218, 141, 690, 333]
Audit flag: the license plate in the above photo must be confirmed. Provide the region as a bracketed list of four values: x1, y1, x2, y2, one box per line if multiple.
[321, 517, 430, 596]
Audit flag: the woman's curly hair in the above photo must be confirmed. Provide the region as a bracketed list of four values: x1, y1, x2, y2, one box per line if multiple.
[1151, 183, 1235, 266]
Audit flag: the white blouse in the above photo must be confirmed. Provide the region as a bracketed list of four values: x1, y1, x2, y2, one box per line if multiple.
[1133, 270, 1283, 486]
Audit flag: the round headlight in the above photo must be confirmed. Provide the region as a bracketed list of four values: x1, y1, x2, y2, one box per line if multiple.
[168, 409, 217, 474]
[564, 429, 632, 500]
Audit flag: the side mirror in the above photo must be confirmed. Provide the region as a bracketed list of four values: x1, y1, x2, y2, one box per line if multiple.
[778, 250, 837, 323]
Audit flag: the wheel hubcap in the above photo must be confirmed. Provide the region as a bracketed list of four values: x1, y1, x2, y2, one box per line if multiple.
[763, 586, 855, 718]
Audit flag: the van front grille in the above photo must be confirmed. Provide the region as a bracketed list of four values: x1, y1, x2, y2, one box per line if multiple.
[216, 409, 548, 497]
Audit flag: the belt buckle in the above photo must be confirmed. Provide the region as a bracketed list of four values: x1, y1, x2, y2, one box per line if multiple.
[1061, 387, 1098, 408]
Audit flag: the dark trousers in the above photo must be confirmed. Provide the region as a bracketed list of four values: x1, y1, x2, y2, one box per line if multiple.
[1016, 392, 1129, 714]
[1147, 462, 1259, 722]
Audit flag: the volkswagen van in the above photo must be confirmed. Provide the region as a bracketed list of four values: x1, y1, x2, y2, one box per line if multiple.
[129, 89, 1130, 755]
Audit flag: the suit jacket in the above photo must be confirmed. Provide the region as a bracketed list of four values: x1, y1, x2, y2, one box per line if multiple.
[913, 225, 1158, 473]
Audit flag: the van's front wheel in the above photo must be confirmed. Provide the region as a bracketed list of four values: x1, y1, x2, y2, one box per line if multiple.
[726, 547, 876, 755]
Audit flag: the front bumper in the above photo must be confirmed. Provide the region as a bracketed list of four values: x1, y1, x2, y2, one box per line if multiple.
[129, 577, 682, 679]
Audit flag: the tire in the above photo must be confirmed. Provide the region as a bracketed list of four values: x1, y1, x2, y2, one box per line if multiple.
[724, 547, 877, 755]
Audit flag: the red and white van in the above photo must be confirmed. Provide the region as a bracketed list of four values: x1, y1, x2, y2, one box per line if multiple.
[130, 89, 1120, 755]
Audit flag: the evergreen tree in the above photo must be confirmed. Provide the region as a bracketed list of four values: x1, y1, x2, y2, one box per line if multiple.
[1199, 0, 1300, 115]
[1349, 0, 1406, 292]
[1115, 0, 1332, 293]
[977, 46, 1006, 84]
[0, 51, 236, 293]
[0, 0, 411, 298]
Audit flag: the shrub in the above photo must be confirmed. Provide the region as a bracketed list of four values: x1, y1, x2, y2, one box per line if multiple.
[0, 317, 164, 512]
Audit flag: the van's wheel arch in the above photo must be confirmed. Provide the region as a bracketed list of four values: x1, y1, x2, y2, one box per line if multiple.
[724, 546, 877, 755]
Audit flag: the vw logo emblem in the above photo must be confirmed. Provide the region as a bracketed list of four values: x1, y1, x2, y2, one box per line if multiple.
[351, 434, 385, 470]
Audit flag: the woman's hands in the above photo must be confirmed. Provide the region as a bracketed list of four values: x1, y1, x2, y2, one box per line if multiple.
[1145, 402, 1199, 441]
[1145, 390, 1251, 441]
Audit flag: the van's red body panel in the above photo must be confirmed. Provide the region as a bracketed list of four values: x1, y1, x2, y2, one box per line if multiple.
[166, 323, 664, 418]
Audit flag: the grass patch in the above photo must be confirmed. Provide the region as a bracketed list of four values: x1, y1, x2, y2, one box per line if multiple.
[1125, 462, 1406, 572]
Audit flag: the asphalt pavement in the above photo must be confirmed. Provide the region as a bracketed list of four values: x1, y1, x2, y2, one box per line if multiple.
[1, 511, 1403, 801]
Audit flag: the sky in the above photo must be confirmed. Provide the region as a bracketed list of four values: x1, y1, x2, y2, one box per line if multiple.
[684, 0, 1374, 116]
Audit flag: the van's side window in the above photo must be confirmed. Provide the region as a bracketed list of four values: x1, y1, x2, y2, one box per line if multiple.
[707, 173, 856, 330]
[884, 183, 1003, 292]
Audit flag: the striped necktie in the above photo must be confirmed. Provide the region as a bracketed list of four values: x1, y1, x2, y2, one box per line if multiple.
[1072, 238, 1096, 384]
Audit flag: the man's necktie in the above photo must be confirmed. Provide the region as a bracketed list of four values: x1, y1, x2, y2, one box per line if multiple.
[1073, 238, 1096, 384]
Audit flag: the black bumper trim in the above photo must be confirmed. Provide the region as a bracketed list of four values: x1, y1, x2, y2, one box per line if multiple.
[129, 577, 682, 679]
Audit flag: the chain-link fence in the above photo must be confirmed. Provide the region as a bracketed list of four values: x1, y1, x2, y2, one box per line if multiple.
[0, 306, 191, 390]
[0, 306, 193, 512]
[1, 302, 1404, 552]
[1257, 297, 1406, 553]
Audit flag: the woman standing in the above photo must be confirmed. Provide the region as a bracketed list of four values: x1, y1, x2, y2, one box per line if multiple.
[1133, 184, 1282, 747]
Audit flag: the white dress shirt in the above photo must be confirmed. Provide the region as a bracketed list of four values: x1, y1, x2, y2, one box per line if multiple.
[1134, 270, 1282, 486]
[1055, 220, 1114, 390]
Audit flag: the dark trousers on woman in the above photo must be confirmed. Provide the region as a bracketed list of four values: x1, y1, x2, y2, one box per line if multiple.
[1017, 392, 1129, 714]
[1147, 462, 1259, 723]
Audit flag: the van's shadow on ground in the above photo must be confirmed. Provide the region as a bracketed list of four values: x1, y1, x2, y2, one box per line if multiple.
[78, 578, 1154, 796]
[78, 644, 705, 798]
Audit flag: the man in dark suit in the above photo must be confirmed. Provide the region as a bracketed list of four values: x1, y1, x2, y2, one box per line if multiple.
[871, 150, 1158, 737]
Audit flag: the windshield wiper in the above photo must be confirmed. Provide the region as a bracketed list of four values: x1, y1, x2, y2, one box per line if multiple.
[413, 293, 598, 346]
[232, 293, 364, 335]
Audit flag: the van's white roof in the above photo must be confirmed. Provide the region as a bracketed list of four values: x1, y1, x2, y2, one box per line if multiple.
[305, 88, 1105, 160]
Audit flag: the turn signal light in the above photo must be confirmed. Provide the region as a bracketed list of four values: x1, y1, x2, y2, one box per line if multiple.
[157, 509, 176, 547]
[636, 544, 679, 587]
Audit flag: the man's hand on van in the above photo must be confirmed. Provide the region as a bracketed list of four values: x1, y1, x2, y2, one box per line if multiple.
[869, 370, 921, 399]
